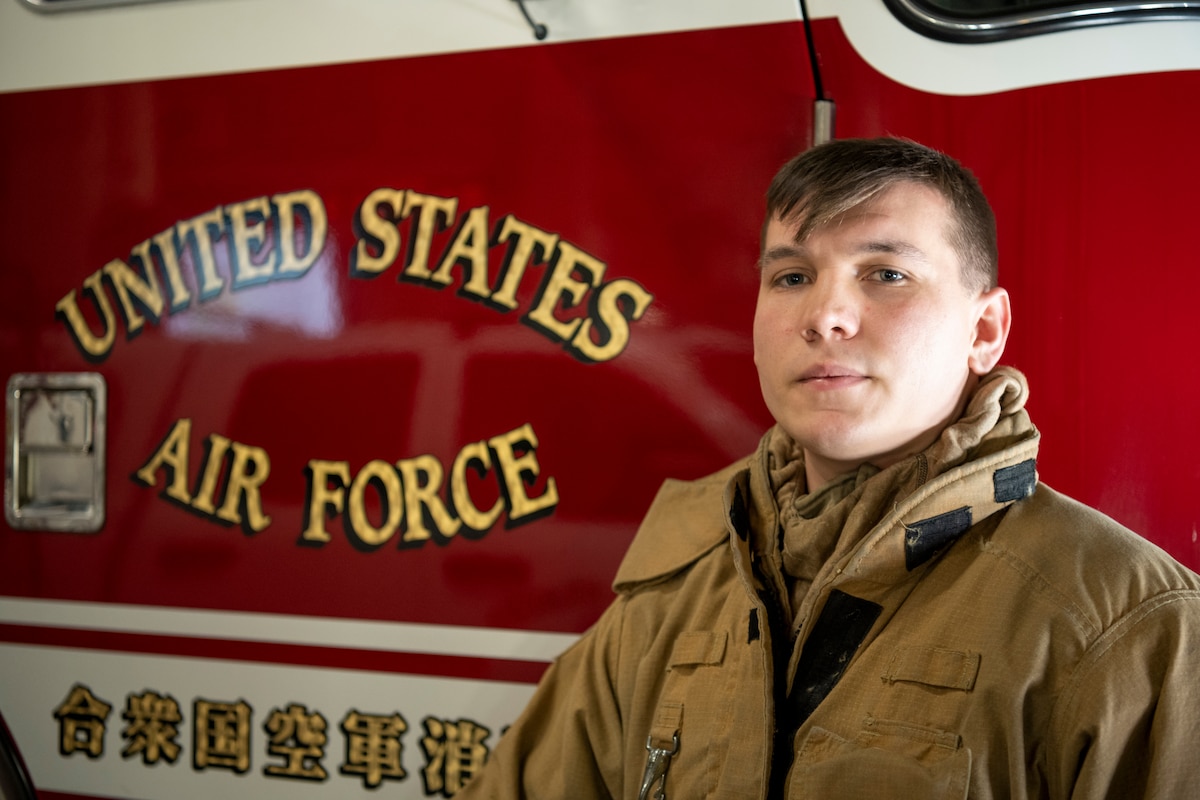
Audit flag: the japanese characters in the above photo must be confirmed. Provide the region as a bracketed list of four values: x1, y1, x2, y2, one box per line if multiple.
[53, 683, 493, 795]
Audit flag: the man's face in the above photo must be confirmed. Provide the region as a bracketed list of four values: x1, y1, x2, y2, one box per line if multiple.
[753, 181, 1002, 490]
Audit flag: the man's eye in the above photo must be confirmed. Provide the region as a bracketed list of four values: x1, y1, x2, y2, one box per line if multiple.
[778, 273, 808, 287]
[874, 268, 905, 282]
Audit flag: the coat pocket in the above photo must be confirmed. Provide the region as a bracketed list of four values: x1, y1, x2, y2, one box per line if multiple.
[883, 646, 980, 691]
[790, 719, 972, 800]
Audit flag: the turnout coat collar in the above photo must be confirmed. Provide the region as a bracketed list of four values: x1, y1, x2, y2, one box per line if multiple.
[614, 368, 1039, 598]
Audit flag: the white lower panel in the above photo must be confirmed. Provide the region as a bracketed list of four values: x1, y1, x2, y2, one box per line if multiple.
[1, 644, 538, 799]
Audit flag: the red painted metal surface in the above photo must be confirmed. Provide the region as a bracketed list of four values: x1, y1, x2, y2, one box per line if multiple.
[0, 23, 805, 633]
[2, 16, 1196, 643]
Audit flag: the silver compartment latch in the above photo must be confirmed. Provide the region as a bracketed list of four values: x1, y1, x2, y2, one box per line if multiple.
[5, 372, 106, 532]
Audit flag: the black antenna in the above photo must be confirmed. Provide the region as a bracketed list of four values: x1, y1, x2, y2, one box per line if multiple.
[797, 0, 825, 101]
[798, 0, 835, 144]
[514, 0, 549, 40]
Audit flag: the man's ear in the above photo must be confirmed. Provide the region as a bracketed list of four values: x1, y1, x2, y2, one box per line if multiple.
[968, 287, 1011, 375]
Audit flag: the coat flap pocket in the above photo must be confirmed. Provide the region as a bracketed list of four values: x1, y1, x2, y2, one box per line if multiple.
[668, 631, 727, 668]
[794, 725, 971, 800]
[883, 646, 980, 690]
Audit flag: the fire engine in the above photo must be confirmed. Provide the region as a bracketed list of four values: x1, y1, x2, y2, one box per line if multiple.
[2, 1, 1197, 797]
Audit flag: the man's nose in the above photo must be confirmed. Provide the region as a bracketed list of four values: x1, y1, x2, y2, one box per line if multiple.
[801, 277, 860, 342]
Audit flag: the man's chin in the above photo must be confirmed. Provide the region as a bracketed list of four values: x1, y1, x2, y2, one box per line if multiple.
[784, 420, 869, 458]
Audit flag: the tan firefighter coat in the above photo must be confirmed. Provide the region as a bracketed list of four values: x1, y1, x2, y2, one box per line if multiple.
[460, 370, 1200, 799]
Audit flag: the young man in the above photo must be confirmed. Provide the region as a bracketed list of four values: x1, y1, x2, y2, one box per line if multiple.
[459, 138, 1200, 798]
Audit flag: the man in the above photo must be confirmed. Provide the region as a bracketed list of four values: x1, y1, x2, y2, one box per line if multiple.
[459, 138, 1200, 798]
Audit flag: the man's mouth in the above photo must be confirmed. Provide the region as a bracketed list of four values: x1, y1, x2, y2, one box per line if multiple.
[798, 364, 865, 382]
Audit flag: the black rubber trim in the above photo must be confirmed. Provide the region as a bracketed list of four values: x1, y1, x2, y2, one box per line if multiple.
[883, 0, 1200, 44]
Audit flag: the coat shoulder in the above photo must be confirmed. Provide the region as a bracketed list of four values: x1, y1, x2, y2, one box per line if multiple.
[987, 483, 1200, 632]
[612, 457, 749, 594]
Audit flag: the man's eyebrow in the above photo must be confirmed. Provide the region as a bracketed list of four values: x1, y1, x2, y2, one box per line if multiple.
[857, 239, 930, 263]
[759, 243, 807, 266]
[758, 239, 930, 268]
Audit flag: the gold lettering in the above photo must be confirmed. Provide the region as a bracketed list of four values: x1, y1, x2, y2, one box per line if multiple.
[491, 215, 559, 311]
[525, 241, 605, 342]
[54, 189, 652, 367]
[103, 253, 164, 336]
[136, 421, 272, 531]
[176, 206, 227, 299]
[216, 440, 272, 532]
[300, 424, 557, 546]
[226, 196, 274, 288]
[190, 433, 233, 515]
[401, 192, 457, 279]
[351, 188, 406, 275]
[430, 205, 492, 299]
[570, 277, 655, 363]
[450, 442, 503, 532]
[134, 418, 193, 505]
[347, 460, 402, 547]
[301, 460, 351, 543]
[396, 455, 461, 542]
[488, 424, 558, 523]
[54, 271, 117, 360]
[273, 189, 327, 277]
[152, 228, 192, 311]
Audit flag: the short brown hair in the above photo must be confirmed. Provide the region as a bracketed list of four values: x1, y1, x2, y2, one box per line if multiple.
[764, 137, 998, 293]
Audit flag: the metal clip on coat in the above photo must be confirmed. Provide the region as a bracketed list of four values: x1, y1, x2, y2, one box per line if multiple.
[638, 732, 679, 800]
